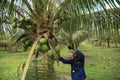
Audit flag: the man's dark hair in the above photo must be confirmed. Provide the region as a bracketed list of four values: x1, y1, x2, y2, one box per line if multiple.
[68, 46, 74, 50]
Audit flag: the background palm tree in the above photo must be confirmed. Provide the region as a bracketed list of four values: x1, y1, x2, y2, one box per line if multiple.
[0, 0, 120, 80]
[88, 8, 120, 48]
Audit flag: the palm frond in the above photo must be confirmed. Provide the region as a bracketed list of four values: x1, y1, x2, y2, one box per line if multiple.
[21, 35, 41, 80]
[57, 29, 88, 48]
[9, 29, 26, 47]
[22, 0, 38, 19]
[48, 0, 72, 27]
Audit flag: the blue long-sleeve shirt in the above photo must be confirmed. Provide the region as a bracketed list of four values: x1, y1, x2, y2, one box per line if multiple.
[59, 50, 86, 80]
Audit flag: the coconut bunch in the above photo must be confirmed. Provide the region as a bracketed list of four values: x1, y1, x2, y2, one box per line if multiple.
[21, 37, 33, 51]
[35, 37, 61, 57]
[11, 17, 32, 30]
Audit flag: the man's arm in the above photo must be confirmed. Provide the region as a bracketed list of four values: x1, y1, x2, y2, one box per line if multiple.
[59, 57, 72, 64]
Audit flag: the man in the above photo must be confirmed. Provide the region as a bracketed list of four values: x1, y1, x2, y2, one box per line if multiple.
[59, 46, 86, 80]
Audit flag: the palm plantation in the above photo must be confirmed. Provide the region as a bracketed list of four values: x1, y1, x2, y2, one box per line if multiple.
[0, 0, 120, 80]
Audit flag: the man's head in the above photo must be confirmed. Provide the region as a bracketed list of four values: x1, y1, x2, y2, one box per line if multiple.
[68, 46, 73, 50]
[68, 46, 77, 57]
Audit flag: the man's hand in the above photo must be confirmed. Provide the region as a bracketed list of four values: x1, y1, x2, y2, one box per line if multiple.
[70, 50, 76, 54]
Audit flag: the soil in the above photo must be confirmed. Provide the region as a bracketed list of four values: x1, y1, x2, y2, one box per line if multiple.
[0, 62, 6, 67]
[113, 49, 120, 52]
[85, 56, 92, 62]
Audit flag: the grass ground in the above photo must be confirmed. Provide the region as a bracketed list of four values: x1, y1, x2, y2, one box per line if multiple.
[0, 44, 120, 80]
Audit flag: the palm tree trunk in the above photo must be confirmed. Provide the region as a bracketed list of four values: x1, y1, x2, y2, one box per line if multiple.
[43, 52, 48, 79]
[107, 37, 110, 48]
[35, 53, 38, 80]
[44, 52, 48, 71]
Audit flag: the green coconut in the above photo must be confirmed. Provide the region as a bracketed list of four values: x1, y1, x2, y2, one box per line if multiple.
[20, 18, 25, 22]
[55, 45, 61, 53]
[12, 17, 17, 22]
[27, 25, 32, 29]
[25, 18, 31, 23]
[17, 23, 22, 28]
[12, 22, 17, 29]
[41, 44, 49, 52]
[35, 44, 41, 52]
[39, 38, 47, 45]
[47, 50, 53, 57]
[55, 45, 61, 57]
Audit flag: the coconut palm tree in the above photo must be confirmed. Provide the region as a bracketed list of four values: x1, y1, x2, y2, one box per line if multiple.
[88, 8, 120, 48]
[0, 0, 120, 80]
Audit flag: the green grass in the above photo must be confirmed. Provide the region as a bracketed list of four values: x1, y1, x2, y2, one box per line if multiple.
[0, 45, 120, 80]
[0, 51, 28, 80]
